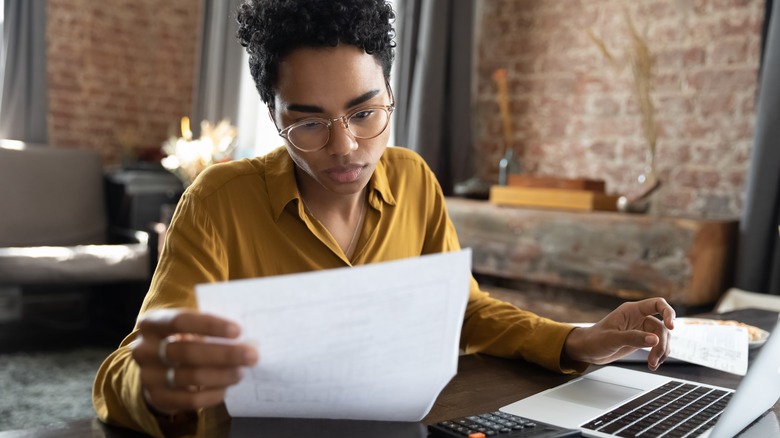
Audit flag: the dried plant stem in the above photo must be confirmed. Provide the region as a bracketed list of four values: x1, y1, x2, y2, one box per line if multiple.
[586, 29, 622, 72]
[588, 9, 657, 176]
[625, 10, 657, 174]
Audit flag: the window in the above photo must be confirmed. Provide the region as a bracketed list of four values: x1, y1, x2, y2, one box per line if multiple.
[0, 0, 5, 108]
[234, 51, 280, 159]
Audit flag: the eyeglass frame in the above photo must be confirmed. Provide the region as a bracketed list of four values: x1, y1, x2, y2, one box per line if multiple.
[273, 81, 395, 153]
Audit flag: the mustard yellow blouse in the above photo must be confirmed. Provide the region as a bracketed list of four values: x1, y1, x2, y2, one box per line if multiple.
[93, 146, 581, 436]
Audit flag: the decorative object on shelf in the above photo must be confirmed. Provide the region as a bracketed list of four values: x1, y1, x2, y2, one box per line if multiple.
[588, 9, 661, 213]
[452, 176, 492, 200]
[161, 117, 237, 186]
[489, 175, 618, 212]
[507, 175, 606, 192]
[490, 185, 620, 212]
[492, 68, 521, 186]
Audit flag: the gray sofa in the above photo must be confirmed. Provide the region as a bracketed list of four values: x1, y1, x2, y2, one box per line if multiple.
[0, 141, 150, 329]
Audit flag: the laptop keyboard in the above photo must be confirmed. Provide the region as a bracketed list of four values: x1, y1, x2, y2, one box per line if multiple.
[582, 380, 732, 437]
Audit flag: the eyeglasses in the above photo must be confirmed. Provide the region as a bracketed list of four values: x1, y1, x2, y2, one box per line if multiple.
[276, 86, 395, 153]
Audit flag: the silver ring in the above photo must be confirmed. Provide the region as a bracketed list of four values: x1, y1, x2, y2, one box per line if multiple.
[158, 337, 172, 366]
[166, 367, 176, 389]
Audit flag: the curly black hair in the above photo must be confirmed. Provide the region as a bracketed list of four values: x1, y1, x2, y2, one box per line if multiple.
[236, 0, 396, 109]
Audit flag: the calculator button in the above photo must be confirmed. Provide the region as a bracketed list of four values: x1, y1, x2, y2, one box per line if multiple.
[429, 412, 576, 438]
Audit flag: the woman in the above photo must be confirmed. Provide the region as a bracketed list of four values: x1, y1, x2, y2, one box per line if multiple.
[93, 1, 674, 436]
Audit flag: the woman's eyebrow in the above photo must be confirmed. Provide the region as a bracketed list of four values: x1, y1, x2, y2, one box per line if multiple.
[286, 103, 323, 113]
[344, 89, 380, 109]
[285, 89, 381, 114]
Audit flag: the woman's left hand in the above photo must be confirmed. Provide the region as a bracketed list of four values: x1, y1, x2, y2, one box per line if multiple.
[563, 297, 676, 371]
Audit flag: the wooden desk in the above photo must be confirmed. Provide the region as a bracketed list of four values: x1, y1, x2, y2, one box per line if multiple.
[2, 310, 777, 437]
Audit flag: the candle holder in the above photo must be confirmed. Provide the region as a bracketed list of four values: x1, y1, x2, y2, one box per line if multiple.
[161, 117, 237, 186]
[492, 68, 521, 185]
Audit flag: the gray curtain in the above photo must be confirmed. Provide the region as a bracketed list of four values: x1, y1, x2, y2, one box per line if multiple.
[0, 0, 48, 143]
[394, 0, 475, 194]
[762, 0, 774, 70]
[735, 3, 780, 295]
[191, 0, 243, 137]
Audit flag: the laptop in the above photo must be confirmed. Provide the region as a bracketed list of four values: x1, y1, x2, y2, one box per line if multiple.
[501, 317, 780, 437]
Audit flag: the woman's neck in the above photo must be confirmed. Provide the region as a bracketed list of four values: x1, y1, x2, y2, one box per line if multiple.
[295, 167, 367, 220]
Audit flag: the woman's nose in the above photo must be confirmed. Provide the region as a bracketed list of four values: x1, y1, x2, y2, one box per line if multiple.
[325, 119, 359, 155]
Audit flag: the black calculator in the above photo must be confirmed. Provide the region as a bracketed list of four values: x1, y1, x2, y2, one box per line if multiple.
[428, 410, 581, 437]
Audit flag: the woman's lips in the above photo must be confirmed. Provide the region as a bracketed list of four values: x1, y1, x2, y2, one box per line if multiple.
[326, 165, 365, 183]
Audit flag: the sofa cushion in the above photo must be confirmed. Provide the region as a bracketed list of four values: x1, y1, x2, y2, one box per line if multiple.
[0, 146, 107, 247]
[0, 243, 149, 284]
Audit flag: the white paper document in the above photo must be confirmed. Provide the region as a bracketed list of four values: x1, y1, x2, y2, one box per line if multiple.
[196, 249, 472, 421]
[669, 322, 749, 376]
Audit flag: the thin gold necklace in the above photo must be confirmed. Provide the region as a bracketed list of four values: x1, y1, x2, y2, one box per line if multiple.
[301, 189, 367, 258]
[345, 196, 366, 258]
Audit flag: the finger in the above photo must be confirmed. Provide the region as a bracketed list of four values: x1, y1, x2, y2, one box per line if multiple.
[131, 333, 197, 367]
[653, 330, 673, 370]
[633, 298, 676, 330]
[643, 317, 671, 370]
[610, 329, 659, 351]
[144, 386, 227, 415]
[165, 340, 259, 367]
[133, 338, 258, 367]
[141, 365, 246, 390]
[648, 345, 668, 371]
[137, 309, 242, 339]
[641, 315, 667, 339]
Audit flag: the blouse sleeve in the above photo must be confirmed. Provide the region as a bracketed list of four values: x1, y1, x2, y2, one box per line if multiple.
[93, 192, 228, 436]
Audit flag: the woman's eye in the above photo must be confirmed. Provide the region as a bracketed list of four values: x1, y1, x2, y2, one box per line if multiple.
[299, 121, 325, 130]
[351, 110, 375, 121]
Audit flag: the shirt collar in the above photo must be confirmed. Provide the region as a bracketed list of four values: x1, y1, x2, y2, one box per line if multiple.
[265, 148, 300, 221]
[370, 152, 397, 206]
[265, 147, 398, 221]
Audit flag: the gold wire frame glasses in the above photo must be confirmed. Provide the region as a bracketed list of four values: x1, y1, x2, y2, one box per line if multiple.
[276, 84, 395, 153]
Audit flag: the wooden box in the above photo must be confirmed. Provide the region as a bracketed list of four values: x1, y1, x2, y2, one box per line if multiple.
[490, 185, 620, 212]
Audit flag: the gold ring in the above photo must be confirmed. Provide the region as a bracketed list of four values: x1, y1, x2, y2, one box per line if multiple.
[166, 367, 176, 389]
[157, 335, 179, 367]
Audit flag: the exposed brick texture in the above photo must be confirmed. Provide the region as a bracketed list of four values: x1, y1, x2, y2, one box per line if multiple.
[475, 0, 763, 218]
[47, 0, 200, 165]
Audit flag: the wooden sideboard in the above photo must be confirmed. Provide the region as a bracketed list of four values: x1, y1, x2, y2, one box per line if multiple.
[446, 198, 738, 309]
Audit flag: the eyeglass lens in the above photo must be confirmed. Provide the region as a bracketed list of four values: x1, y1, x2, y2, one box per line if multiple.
[287, 108, 390, 151]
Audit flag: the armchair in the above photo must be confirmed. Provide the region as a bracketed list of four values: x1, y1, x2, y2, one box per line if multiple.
[0, 141, 150, 342]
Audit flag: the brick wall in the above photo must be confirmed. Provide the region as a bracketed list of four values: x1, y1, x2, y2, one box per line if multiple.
[475, 0, 763, 218]
[47, 0, 200, 165]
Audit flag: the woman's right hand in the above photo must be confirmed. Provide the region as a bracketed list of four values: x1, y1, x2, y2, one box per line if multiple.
[131, 309, 259, 415]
